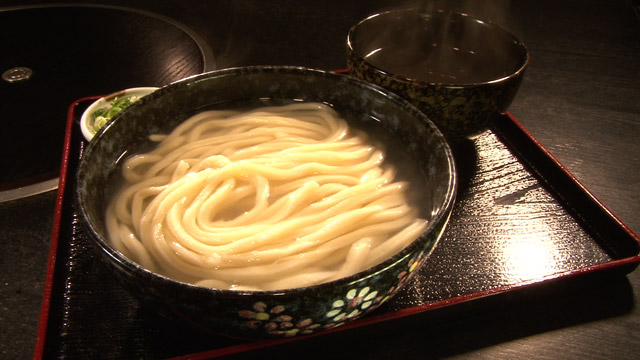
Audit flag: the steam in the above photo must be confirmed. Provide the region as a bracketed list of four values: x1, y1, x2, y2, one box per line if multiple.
[409, 0, 512, 28]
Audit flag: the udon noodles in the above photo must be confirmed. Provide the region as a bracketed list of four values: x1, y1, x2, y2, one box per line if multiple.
[105, 102, 427, 291]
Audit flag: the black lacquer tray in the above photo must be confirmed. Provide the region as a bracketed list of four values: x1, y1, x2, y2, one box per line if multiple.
[34, 95, 640, 359]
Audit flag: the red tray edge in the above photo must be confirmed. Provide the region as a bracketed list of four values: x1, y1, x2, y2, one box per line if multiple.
[33, 96, 102, 360]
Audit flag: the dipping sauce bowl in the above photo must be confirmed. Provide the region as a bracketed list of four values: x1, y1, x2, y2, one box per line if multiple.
[348, 9, 529, 139]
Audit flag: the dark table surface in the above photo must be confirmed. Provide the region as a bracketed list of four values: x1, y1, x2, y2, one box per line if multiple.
[1, 0, 638, 359]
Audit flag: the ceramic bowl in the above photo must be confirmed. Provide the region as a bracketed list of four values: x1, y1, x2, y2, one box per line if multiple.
[348, 9, 529, 140]
[75, 66, 456, 338]
[80, 87, 158, 141]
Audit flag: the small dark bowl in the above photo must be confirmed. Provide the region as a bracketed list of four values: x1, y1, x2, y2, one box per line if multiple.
[348, 9, 529, 139]
[75, 66, 456, 338]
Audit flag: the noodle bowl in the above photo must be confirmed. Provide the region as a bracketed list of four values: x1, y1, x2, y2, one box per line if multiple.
[106, 103, 427, 290]
[75, 67, 456, 338]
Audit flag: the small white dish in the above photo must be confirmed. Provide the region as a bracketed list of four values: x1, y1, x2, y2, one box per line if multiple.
[80, 87, 158, 141]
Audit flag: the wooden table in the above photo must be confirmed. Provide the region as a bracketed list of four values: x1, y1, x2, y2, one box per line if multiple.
[1, 0, 638, 358]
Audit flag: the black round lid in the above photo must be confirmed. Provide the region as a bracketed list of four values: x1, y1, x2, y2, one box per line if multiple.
[0, 5, 215, 201]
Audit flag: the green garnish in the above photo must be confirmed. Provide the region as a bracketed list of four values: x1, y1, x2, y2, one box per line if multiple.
[92, 95, 141, 132]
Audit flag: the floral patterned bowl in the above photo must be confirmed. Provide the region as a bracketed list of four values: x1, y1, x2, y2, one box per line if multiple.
[348, 9, 529, 140]
[75, 66, 457, 338]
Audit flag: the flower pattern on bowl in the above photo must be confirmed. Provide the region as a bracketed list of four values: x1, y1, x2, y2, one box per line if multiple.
[237, 250, 430, 337]
[383, 252, 425, 302]
[238, 302, 323, 337]
[324, 286, 383, 329]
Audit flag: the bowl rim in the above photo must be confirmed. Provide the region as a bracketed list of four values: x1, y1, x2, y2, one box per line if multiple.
[347, 8, 530, 87]
[76, 65, 458, 296]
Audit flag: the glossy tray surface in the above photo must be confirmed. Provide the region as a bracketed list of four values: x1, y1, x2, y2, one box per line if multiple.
[36, 97, 640, 359]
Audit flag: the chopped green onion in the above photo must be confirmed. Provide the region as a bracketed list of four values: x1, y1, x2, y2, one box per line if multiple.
[91, 94, 142, 132]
